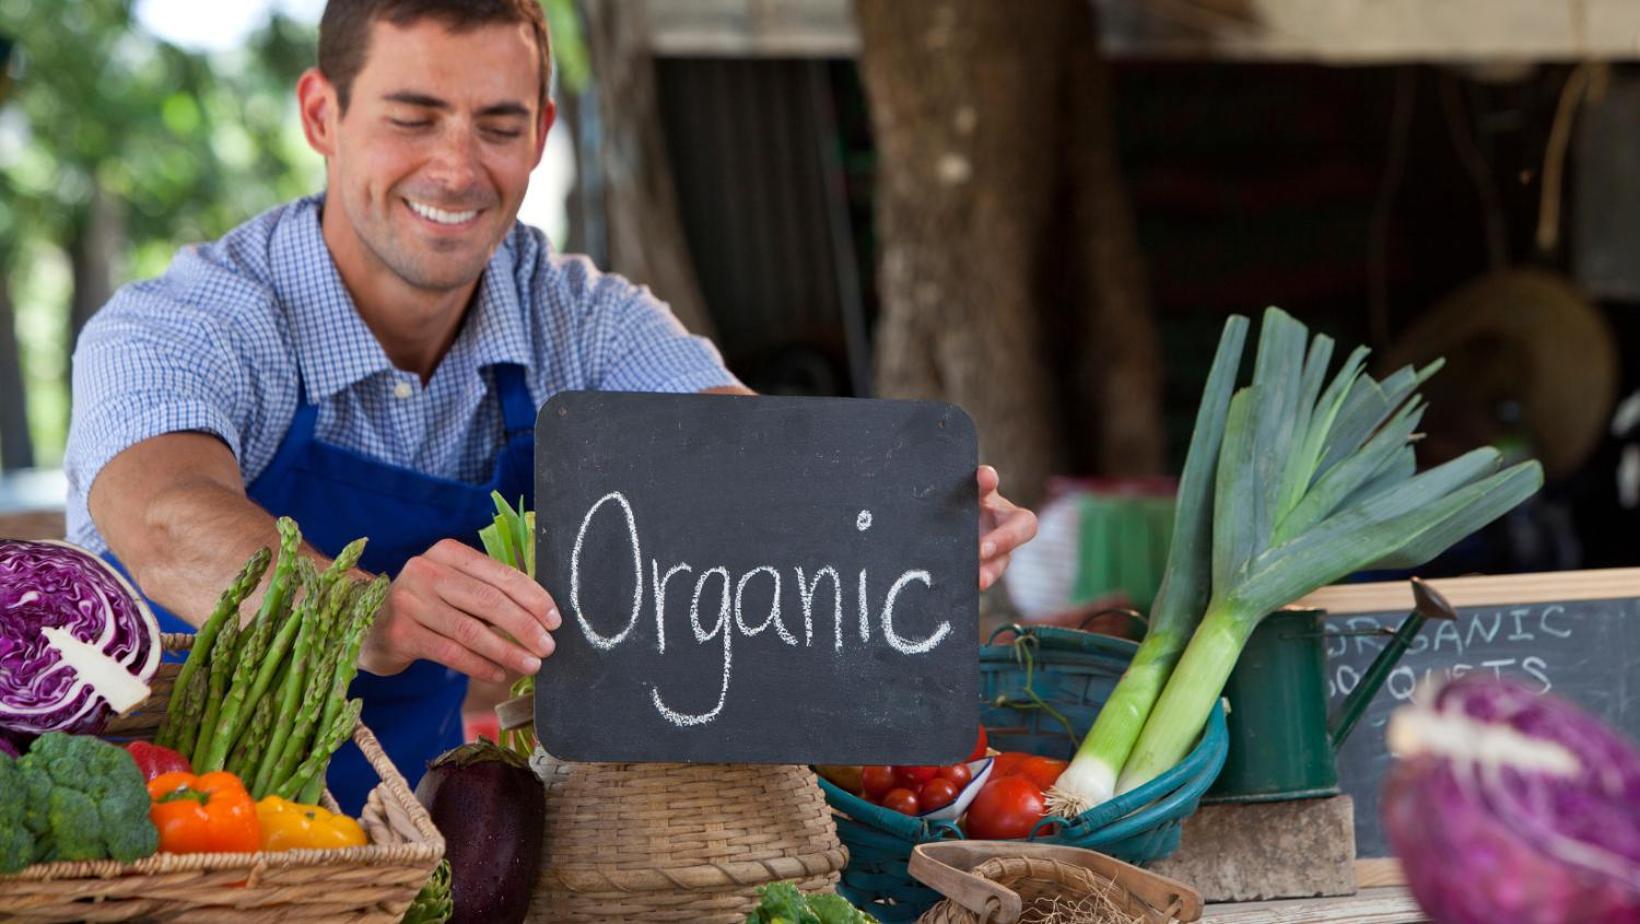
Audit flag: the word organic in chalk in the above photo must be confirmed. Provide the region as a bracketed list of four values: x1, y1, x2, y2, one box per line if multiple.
[534, 392, 979, 765]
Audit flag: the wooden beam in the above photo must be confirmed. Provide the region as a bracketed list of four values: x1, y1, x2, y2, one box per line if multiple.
[1355, 858, 1406, 889]
[643, 0, 1640, 62]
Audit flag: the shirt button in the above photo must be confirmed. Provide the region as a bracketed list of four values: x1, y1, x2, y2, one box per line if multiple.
[393, 381, 414, 399]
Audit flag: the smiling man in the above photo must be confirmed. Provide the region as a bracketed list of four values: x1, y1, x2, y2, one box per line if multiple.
[64, 0, 1037, 810]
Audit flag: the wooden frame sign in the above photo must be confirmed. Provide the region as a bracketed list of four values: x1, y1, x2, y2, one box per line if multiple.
[531, 392, 980, 765]
[1302, 567, 1640, 859]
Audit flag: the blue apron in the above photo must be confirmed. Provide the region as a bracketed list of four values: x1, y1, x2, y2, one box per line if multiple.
[107, 363, 536, 813]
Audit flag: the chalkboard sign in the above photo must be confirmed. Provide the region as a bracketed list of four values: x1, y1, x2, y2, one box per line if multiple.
[1303, 570, 1640, 858]
[532, 392, 979, 765]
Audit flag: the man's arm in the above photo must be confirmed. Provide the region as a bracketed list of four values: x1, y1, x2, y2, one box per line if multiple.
[89, 433, 557, 683]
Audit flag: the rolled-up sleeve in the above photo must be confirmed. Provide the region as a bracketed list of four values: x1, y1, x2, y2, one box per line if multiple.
[64, 283, 250, 550]
[559, 257, 741, 394]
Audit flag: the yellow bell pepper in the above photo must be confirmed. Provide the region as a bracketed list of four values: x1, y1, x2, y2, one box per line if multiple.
[253, 796, 368, 851]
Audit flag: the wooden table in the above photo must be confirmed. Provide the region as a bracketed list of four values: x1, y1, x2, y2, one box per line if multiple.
[1199, 861, 1428, 923]
[1203, 887, 1428, 923]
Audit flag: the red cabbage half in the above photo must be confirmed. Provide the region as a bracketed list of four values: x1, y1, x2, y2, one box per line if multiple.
[0, 539, 160, 735]
[1383, 674, 1640, 924]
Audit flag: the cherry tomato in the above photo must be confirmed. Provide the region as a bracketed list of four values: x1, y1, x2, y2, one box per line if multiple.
[1015, 756, 1069, 790]
[967, 726, 989, 763]
[862, 766, 897, 801]
[882, 787, 920, 816]
[894, 765, 939, 787]
[937, 763, 973, 787]
[963, 776, 1046, 840]
[919, 778, 959, 811]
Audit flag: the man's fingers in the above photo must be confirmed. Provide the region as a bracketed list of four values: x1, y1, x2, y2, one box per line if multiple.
[431, 572, 554, 659]
[428, 538, 560, 631]
[402, 620, 513, 684]
[979, 553, 1012, 591]
[976, 465, 1000, 497]
[981, 506, 1038, 560]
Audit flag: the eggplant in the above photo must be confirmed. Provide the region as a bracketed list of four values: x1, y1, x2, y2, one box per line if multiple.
[414, 741, 545, 924]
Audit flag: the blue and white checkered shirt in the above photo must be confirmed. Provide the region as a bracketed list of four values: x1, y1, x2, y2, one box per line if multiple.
[65, 194, 740, 554]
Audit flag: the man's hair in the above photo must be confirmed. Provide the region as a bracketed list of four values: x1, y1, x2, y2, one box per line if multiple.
[318, 0, 554, 112]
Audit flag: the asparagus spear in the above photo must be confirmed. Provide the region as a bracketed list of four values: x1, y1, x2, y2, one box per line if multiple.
[228, 687, 275, 779]
[267, 578, 358, 789]
[172, 663, 211, 760]
[281, 698, 364, 803]
[193, 598, 243, 767]
[157, 547, 270, 748]
[200, 519, 302, 770]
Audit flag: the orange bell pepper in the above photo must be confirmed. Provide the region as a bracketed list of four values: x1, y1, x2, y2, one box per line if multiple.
[147, 771, 261, 854]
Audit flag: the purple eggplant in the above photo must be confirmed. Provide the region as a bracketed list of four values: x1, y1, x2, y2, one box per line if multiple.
[414, 741, 545, 924]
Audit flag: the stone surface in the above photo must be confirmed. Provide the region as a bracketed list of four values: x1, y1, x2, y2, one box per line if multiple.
[1150, 795, 1357, 902]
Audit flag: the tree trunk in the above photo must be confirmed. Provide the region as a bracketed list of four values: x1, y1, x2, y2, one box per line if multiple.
[854, 0, 1162, 506]
[578, 0, 718, 340]
[69, 181, 123, 340]
[0, 271, 33, 472]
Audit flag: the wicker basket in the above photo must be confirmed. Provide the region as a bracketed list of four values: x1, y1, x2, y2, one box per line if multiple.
[909, 842, 1201, 924]
[0, 634, 445, 922]
[524, 756, 848, 922]
[818, 626, 1229, 922]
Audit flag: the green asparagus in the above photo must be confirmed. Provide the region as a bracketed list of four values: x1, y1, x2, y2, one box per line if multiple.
[157, 547, 270, 748]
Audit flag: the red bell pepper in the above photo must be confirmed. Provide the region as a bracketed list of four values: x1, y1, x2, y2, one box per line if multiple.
[123, 741, 193, 782]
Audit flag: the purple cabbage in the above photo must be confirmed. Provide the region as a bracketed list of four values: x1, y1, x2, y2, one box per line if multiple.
[1383, 674, 1640, 923]
[0, 539, 160, 735]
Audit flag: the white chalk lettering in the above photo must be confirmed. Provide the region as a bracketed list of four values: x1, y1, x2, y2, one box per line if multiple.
[571, 491, 643, 650]
[1479, 658, 1516, 680]
[652, 561, 693, 653]
[1539, 605, 1572, 639]
[1508, 608, 1534, 641]
[569, 493, 953, 728]
[1466, 612, 1501, 647]
[650, 568, 733, 727]
[880, 570, 947, 654]
[1432, 619, 1462, 653]
[735, 566, 796, 645]
[1522, 656, 1552, 694]
[796, 566, 843, 649]
[1386, 665, 1417, 701]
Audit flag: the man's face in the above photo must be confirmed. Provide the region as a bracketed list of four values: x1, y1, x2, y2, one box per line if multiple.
[321, 18, 550, 292]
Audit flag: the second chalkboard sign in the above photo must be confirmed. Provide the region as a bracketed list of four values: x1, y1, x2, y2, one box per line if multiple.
[532, 392, 980, 765]
[1302, 569, 1640, 858]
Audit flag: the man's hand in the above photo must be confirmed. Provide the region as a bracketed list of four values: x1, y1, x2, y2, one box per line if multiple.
[359, 538, 561, 683]
[978, 465, 1037, 591]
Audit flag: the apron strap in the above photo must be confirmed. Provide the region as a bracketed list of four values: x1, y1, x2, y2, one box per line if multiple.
[492, 363, 536, 438]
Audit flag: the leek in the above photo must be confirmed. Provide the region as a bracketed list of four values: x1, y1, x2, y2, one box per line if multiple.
[1112, 307, 1543, 794]
[1047, 315, 1249, 815]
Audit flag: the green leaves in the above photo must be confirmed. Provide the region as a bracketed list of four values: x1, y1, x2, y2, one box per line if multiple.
[479, 492, 535, 579]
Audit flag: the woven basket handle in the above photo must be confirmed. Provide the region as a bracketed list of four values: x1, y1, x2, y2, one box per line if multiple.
[911, 842, 1203, 923]
[909, 844, 1023, 923]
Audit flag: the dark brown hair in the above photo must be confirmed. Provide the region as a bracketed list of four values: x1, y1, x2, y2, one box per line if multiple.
[318, 0, 553, 112]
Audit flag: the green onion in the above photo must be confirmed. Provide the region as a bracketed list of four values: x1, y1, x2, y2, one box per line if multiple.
[1110, 307, 1542, 795]
[1047, 315, 1249, 816]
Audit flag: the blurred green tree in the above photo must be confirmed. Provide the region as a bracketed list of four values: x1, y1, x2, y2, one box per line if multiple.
[0, 0, 320, 470]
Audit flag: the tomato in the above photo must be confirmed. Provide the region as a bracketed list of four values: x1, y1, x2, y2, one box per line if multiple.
[966, 725, 989, 763]
[919, 778, 959, 811]
[1015, 756, 1068, 790]
[881, 787, 920, 816]
[990, 751, 1032, 780]
[894, 765, 939, 787]
[862, 766, 897, 801]
[963, 776, 1046, 840]
[937, 763, 972, 787]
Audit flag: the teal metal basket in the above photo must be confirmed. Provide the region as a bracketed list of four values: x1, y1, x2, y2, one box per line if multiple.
[817, 625, 1229, 922]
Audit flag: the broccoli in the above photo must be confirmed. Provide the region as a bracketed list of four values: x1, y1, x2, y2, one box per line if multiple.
[744, 882, 878, 924]
[0, 757, 35, 874]
[3, 732, 158, 867]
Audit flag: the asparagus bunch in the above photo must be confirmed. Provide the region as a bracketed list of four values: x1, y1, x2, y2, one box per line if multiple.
[158, 518, 384, 800]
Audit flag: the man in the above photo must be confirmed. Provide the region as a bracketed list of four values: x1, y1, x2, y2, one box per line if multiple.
[66, 0, 1037, 810]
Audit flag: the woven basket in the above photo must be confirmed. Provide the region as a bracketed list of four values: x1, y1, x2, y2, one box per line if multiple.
[0, 634, 445, 923]
[909, 842, 1201, 924]
[818, 626, 1229, 922]
[515, 751, 846, 922]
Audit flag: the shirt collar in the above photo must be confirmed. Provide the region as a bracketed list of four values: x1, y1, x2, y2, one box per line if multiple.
[270, 194, 532, 401]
